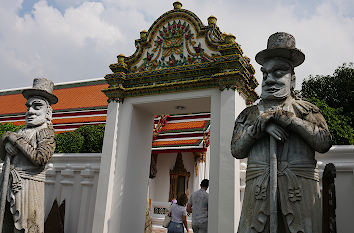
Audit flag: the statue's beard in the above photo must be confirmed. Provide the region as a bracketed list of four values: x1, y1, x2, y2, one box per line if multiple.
[260, 88, 290, 100]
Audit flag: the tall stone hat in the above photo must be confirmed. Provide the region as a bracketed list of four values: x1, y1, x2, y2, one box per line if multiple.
[22, 78, 58, 105]
[255, 32, 305, 67]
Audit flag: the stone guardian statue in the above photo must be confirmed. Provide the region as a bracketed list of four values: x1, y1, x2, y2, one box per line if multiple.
[0, 78, 57, 233]
[231, 32, 332, 233]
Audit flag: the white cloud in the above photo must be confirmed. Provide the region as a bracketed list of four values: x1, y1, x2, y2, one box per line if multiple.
[0, 0, 124, 87]
[19, 1, 123, 47]
[0, 0, 353, 94]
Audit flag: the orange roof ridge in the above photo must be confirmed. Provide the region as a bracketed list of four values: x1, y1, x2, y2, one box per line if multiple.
[0, 78, 105, 93]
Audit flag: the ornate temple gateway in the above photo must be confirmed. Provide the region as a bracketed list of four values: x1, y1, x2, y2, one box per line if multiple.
[92, 2, 258, 233]
[102, 1, 257, 103]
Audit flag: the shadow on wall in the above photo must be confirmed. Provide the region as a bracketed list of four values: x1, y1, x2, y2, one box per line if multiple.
[44, 199, 65, 233]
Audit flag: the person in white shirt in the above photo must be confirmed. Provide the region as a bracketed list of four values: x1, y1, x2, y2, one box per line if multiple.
[187, 179, 209, 233]
[168, 193, 189, 233]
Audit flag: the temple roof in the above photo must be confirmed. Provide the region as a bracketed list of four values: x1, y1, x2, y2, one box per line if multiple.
[0, 79, 209, 153]
[0, 79, 108, 116]
[0, 79, 108, 132]
[152, 113, 210, 153]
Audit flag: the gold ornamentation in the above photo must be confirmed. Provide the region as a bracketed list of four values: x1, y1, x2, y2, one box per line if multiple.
[103, 3, 259, 103]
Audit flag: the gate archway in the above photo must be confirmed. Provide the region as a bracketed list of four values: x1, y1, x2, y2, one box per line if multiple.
[92, 2, 258, 233]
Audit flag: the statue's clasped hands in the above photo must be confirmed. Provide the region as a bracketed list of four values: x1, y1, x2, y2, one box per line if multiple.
[266, 123, 288, 142]
[2, 132, 19, 157]
[249, 109, 295, 141]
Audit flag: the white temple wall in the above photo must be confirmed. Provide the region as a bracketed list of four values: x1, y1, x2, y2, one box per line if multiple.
[205, 149, 210, 180]
[316, 145, 354, 233]
[44, 153, 101, 233]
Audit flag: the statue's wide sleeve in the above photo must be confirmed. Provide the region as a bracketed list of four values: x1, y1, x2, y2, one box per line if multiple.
[290, 100, 332, 153]
[231, 106, 258, 159]
[14, 128, 56, 166]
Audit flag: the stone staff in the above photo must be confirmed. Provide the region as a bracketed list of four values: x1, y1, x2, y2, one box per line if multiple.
[0, 154, 11, 231]
[269, 136, 277, 233]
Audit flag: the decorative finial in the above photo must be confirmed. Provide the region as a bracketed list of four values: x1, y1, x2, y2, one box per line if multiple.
[208, 16, 217, 26]
[140, 30, 148, 40]
[173, 1, 182, 10]
[117, 54, 126, 63]
[225, 34, 236, 44]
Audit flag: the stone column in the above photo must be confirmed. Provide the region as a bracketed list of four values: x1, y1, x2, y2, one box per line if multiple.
[208, 89, 245, 233]
[77, 165, 95, 233]
[45, 163, 57, 219]
[60, 165, 74, 232]
[107, 102, 154, 233]
[92, 102, 120, 233]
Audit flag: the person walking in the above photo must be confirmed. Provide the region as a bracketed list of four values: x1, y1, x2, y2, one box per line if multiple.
[187, 179, 209, 233]
[168, 193, 189, 233]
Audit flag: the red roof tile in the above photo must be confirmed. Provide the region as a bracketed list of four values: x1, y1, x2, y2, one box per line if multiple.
[160, 120, 209, 133]
[53, 84, 108, 111]
[0, 83, 109, 116]
[152, 139, 202, 147]
[0, 94, 26, 115]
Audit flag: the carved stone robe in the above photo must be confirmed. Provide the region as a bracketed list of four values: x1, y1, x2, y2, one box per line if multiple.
[0, 125, 55, 233]
[231, 98, 332, 233]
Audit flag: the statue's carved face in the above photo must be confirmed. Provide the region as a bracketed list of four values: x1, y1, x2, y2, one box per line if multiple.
[260, 58, 292, 100]
[25, 97, 48, 127]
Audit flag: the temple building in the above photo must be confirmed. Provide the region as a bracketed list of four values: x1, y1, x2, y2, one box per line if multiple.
[0, 2, 353, 233]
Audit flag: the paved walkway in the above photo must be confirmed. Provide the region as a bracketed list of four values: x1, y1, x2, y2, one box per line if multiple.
[152, 226, 193, 233]
[152, 226, 167, 233]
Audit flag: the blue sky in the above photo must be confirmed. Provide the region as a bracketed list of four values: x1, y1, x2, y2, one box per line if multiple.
[1, 0, 353, 94]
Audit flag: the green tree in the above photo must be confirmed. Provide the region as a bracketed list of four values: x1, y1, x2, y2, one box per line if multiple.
[301, 63, 354, 144]
[55, 131, 85, 153]
[301, 63, 354, 126]
[307, 98, 354, 145]
[76, 124, 105, 153]
[55, 124, 105, 153]
[0, 123, 24, 138]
